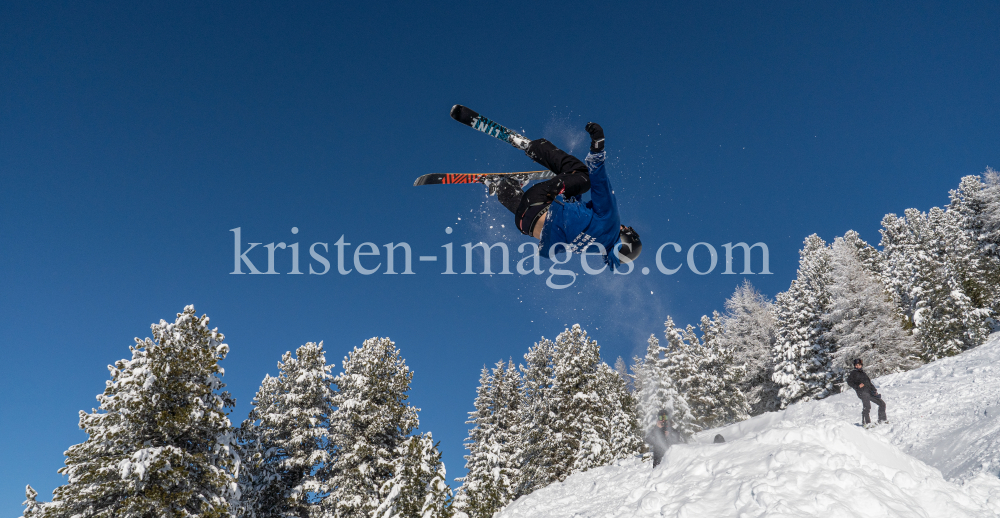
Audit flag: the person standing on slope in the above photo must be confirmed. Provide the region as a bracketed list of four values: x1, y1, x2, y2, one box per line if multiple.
[490, 121, 642, 269]
[846, 358, 888, 428]
[645, 409, 685, 467]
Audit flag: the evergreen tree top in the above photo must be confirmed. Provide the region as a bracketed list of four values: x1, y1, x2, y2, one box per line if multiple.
[44, 305, 240, 518]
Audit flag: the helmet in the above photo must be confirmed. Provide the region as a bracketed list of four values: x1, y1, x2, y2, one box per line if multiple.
[852, 358, 863, 366]
[616, 226, 642, 263]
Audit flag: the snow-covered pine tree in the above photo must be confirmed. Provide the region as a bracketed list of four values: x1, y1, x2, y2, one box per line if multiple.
[823, 234, 919, 380]
[718, 280, 779, 415]
[418, 437, 454, 518]
[325, 337, 420, 518]
[239, 376, 281, 516]
[930, 206, 993, 347]
[494, 360, 523, 497]
[36, 306, 239, 518]
[633, 332, 696, 440]
[934, 205, 998, 321]
[516, 338, 558, 497]
[879, 211, 922, 324]
[662, 317, 749, 430]
[594, 361, 643, 459]
[21, 486, 42, 518]
[374, 433, 452, 518]
[660, 318, 714, 433]
[695, 313, 751, 428]
[614, 356, 633, 392]
[948, 168, 1000, 270]
[453, 367, 498, 517]
[830, 229, 880, 273]
[456, 360, 521, 518]
[239, 341, 335, 518]
[548, 325, 611, 477]
[772, 234, 836, 408]
[880, 209, 992, 360]
[978, 167, 1000, 248]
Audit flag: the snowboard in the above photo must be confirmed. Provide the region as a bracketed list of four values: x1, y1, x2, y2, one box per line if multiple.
[413, 170, 556, 195]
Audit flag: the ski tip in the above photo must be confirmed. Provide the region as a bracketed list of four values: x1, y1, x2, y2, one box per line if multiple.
[450, 104, 479, 126]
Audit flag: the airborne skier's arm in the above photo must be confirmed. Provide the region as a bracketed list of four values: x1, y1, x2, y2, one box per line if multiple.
[583, 123, 617, 219]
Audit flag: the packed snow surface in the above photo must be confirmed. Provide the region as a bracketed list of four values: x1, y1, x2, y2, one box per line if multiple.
[499, 333, 1000, 517]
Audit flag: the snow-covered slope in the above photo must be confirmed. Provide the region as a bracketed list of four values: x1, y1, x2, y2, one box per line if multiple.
[499, 333, 1000, 517]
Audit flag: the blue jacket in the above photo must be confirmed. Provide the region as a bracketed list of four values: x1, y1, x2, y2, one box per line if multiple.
[539, 151, 623, 270]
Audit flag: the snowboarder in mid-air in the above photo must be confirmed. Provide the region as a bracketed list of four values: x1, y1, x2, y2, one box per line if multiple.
[846, 358, 888, 428]
[645, 409, 685, 467]
[449, 105, 641, 269]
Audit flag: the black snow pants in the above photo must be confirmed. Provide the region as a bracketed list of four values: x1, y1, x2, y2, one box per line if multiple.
[496, 139, 590, 235]
[859, 391, 887, 424]
[651, 447, 666, 467]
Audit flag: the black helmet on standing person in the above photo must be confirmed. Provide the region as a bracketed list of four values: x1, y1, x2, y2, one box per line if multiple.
[852, 358, 863, 367]
[617, 225, 642, 263]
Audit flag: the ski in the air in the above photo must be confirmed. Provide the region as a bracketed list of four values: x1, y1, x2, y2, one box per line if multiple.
[434, 105, 546, 194]
[450, 104, 531, 151]
[414, 170, 556, 195]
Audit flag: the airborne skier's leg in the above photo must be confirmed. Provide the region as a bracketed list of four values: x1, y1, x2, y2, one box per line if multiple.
[508, 139, 591, 235]
[526, 138, 589, 178]
[496, 178, 523, 215]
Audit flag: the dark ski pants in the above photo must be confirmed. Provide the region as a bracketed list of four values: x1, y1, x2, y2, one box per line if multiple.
[651, 448, 666, 467]
[496, 139, 590, 235]
[859, 391, 887, 424]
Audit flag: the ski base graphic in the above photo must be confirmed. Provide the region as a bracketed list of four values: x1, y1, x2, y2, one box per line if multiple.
[413, 170, 556, 195]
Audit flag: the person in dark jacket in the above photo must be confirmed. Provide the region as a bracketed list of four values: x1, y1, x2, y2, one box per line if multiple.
[493, 123, 641, 269]
[845, 358, 887, 427]
[645, 409, 685, 467]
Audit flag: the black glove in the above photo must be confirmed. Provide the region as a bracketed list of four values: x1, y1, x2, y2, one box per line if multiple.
[586, 122, 605, 153]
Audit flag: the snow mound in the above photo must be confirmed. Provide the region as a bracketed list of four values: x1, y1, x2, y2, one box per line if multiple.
[499, 333, 1000, 517]
[716, 330, 1000, 484]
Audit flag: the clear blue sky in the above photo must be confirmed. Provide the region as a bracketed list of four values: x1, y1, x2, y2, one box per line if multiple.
[3, 1, 998, 513]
